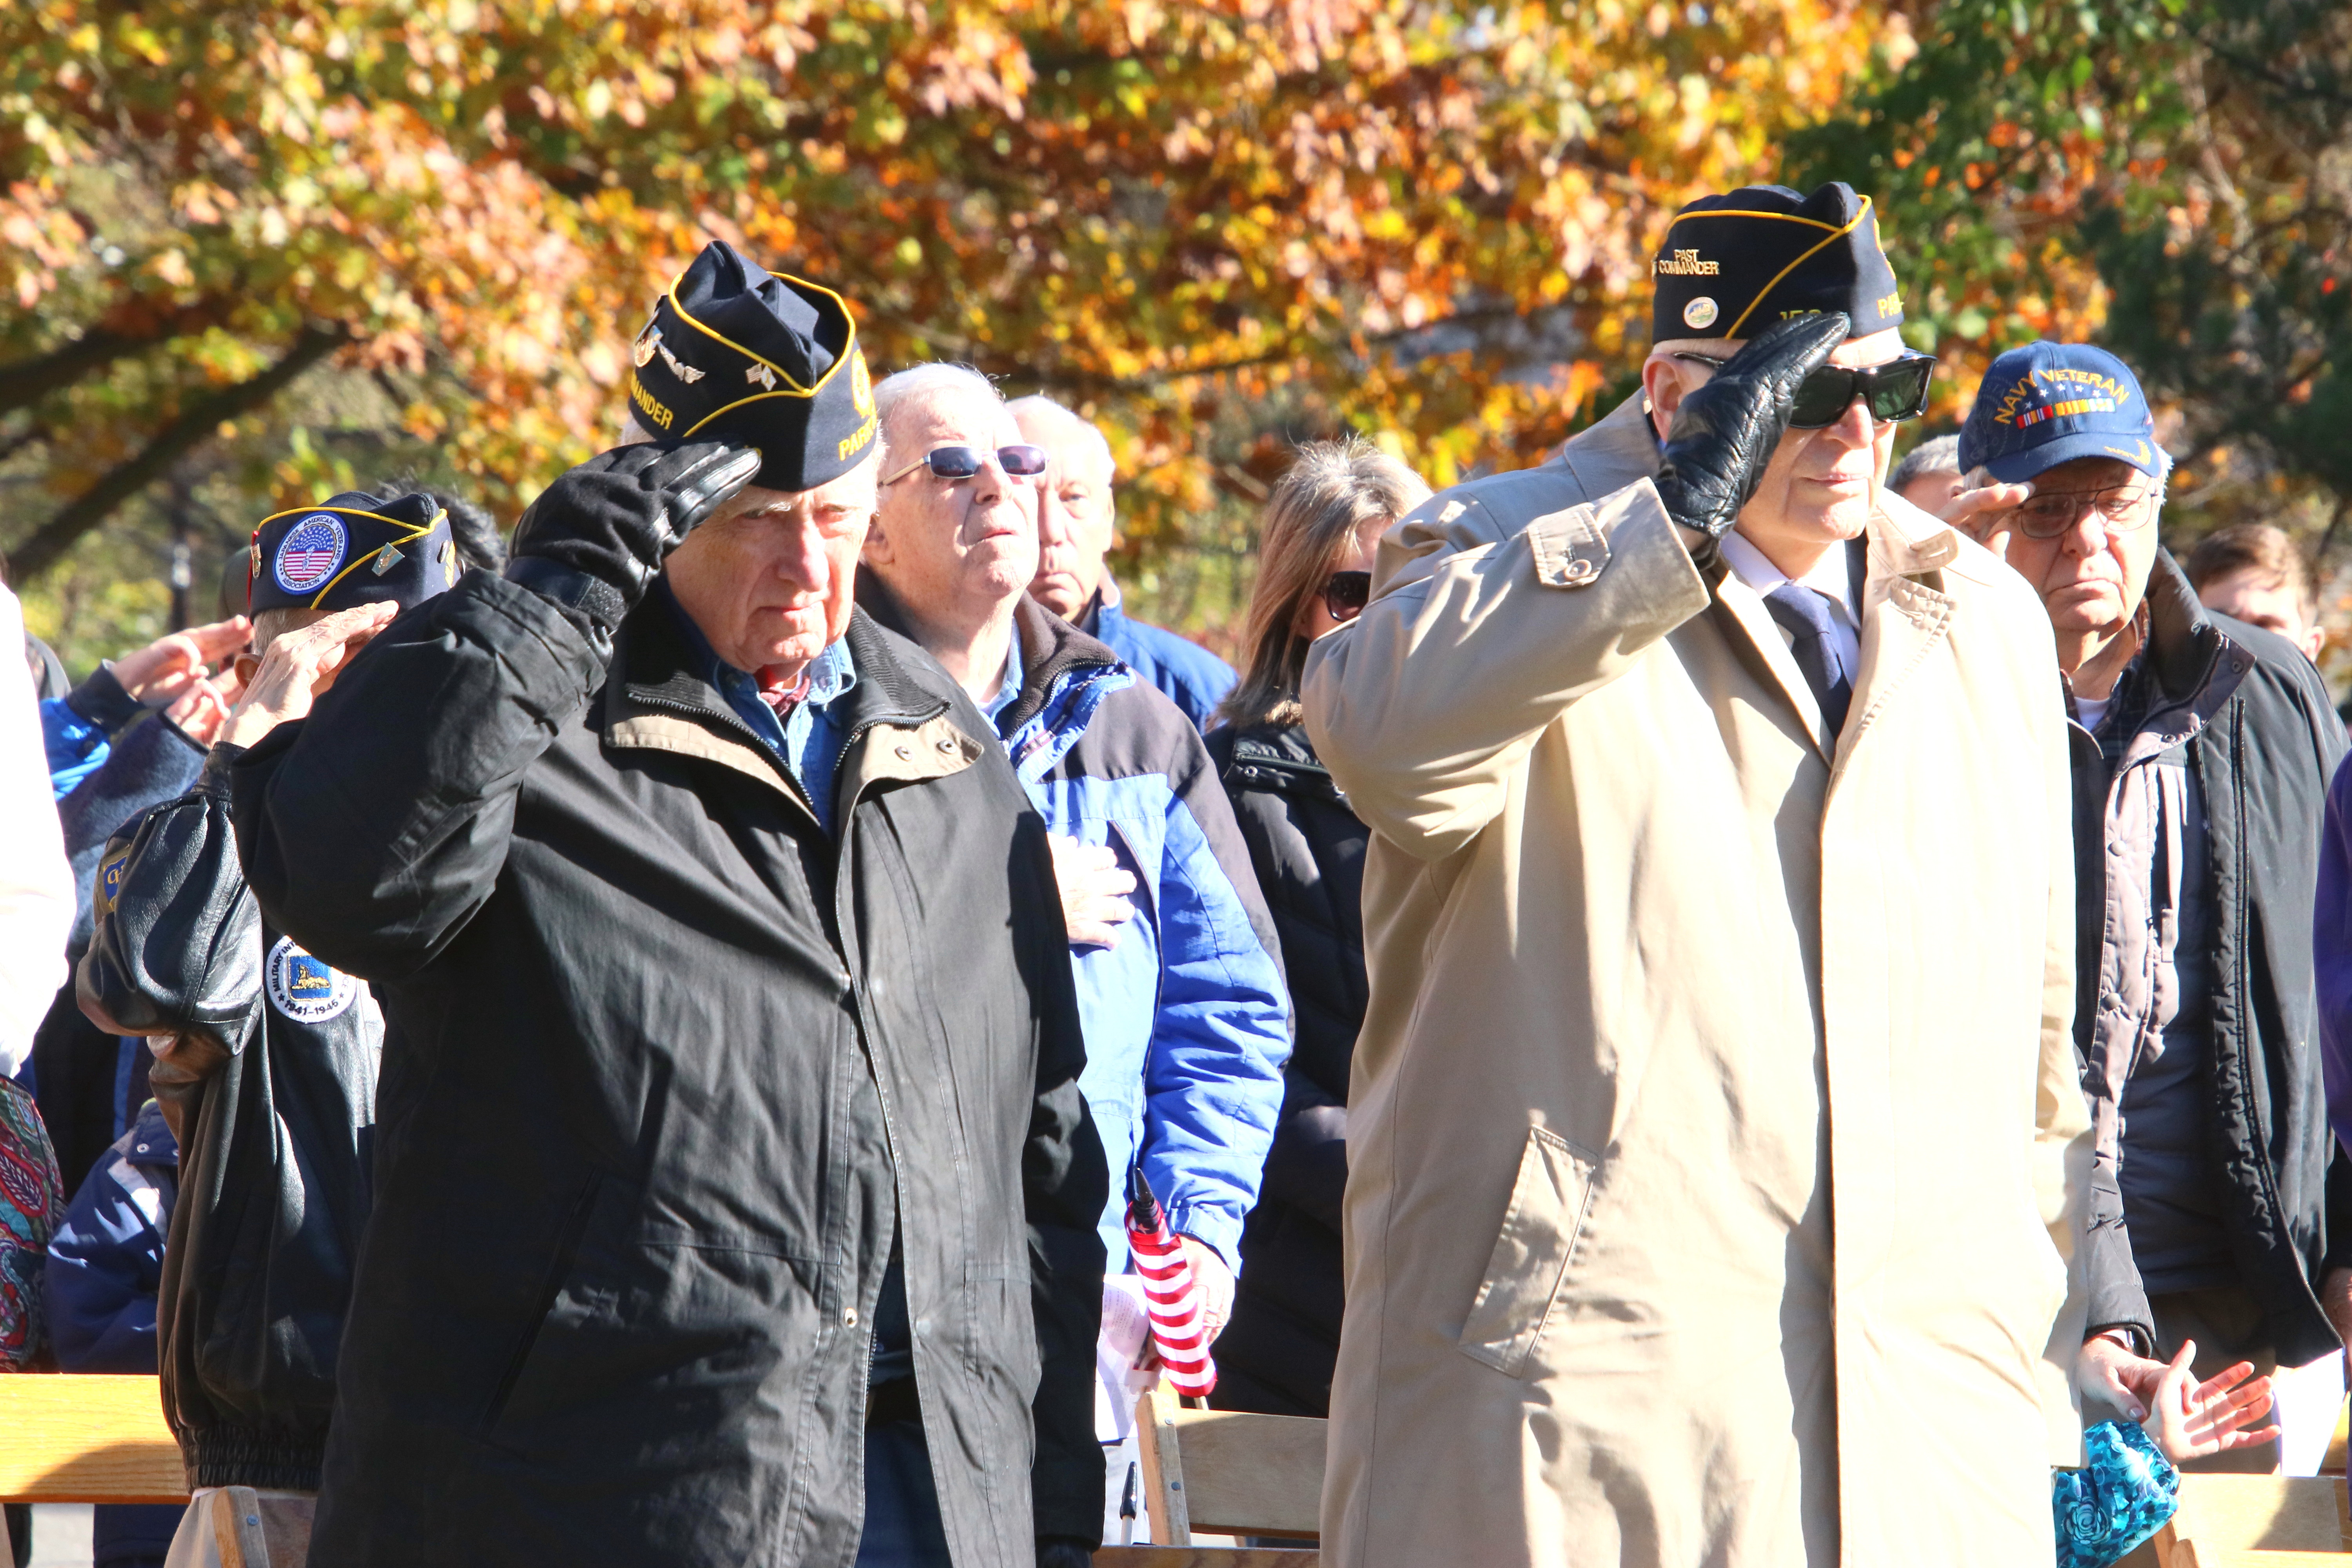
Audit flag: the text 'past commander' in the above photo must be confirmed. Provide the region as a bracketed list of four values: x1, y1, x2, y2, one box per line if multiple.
[1303, 183, 2095, 1566]
[225, 242, 1109, 1568]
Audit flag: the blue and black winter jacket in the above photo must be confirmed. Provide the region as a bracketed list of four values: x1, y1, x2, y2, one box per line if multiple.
[864, 584, 1290, 1271]
[1081, 586, 1236, 736]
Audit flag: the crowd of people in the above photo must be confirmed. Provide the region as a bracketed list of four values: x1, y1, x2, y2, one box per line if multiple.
[0, 176, 2349, 1568]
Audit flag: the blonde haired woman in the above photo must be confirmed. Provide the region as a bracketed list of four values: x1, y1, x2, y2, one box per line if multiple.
[1205, 437, 1429, 1417]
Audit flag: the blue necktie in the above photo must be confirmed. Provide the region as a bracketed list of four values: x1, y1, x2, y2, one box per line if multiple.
[1762, 583, 1854, 737]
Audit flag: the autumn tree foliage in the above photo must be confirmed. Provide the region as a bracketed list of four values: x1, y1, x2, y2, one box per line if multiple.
[3, 0, 1896, 656]
[1793, 0, 2352, 557]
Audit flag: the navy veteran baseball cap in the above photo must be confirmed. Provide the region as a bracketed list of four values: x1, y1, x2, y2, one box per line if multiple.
[245, 491, 459, 615]
[626, 241, 880, 492]
[1958, 342, 2165, 483]
[1651, 182, 1902, 343]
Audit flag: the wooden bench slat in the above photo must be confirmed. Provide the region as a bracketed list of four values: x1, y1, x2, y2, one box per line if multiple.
[0, 1375, 187, 1504]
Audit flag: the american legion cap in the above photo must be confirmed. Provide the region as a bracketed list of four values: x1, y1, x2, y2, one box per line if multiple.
[625, 241, 881, 493]
[1958, 342, 2166, 484]
[245, 491, 459, 615]
[1651, 182, 1903, 343]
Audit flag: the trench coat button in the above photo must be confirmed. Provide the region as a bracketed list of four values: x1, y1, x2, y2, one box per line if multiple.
[895, 743, 913, 761]
[915, 1318, 931, 1338]
[843, 1307, 859, 1327]
[936, 738, 956, 754]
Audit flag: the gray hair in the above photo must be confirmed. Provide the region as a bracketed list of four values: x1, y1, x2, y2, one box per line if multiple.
[874, 363, 1000, 454]
[1888, 434, 1962, 495]
[1007, 395, 1115, 477]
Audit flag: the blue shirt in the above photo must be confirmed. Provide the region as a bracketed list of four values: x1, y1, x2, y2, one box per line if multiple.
[660, 584, 858, 834]
[982, 628, 1024, 730]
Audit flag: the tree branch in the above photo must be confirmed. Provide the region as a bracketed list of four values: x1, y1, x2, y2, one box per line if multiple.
[2, 325, 347, 581]
[0, 330, 157, 417]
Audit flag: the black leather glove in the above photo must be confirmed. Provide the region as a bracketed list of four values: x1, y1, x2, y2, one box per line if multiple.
[1653, 311, 1849, 541]
[505, 441, 761, 635]
[1036, 1537, 1094, 1568]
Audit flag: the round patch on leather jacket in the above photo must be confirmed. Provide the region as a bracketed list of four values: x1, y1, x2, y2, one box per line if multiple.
[266, 936, 358, 1023]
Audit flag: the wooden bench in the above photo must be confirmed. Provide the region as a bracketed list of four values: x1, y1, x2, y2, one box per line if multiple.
[1097, 1381, 1324, 1567]
[0, 1374, 185, 1505]
[2154, 1474, 2352, 1566]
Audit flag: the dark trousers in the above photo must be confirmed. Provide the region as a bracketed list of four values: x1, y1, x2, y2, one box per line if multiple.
[855, 1418, 951, 1568]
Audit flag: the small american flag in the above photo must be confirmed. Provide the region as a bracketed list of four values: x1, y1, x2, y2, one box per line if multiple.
[1125, 1167, 1216, 1398]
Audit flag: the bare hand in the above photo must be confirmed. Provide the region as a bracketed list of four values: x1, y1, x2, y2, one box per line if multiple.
[2079, 1330, 2168, 1421]
[1177, 1235, 1235, 1343]
[1051, 833, 1138, 949]
[2151, 1339, 2278, 1465]
[109, 617, 251, 708]
[162, 677, 233, 748]
[216, 601, 399, 750]
[1940, 481, 2033, 560]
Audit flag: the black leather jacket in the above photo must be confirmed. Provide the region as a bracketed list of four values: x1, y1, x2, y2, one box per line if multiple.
[78, 747, 378, 1490]
[1205, 718, 1366, 1417]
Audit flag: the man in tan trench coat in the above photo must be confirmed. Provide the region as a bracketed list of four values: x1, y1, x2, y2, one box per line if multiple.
[1302, 183, 2097, 1566]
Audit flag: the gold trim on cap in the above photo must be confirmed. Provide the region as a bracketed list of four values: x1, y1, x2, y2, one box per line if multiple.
[659, 264, 861, 403]
[1659, 195, 1880, 339]
[254, 504, 443, 609]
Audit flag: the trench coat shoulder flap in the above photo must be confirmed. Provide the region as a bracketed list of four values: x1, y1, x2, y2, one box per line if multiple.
[599, 607, 982, 815]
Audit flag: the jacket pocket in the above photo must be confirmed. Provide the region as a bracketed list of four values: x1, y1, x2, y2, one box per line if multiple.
[1456, 1127, 1599, 1379]
[482, 1172, 601, 1430]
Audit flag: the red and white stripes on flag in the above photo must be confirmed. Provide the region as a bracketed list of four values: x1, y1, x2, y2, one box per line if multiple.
[1125, 1168, 1216, 1399]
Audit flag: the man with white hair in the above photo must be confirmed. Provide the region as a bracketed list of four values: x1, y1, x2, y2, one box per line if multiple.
[857, 367, 1289, 1517]
[1007, 396, 1236, 731]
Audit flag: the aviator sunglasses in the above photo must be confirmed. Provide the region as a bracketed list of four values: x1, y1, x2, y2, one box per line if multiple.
[880, 443, 1049, 486]
[1320, 570, 1372, 624]
[1672, 350, 1938, 428]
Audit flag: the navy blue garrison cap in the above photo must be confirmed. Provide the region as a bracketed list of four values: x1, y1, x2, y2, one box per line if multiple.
[1651, 182, 1903, 343]
[625, 241, 880, 492]
[245, 490, 459, 615]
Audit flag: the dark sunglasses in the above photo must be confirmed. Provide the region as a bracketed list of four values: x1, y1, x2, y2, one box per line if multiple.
[1673, 350, 1938, 428]
[880, 444, 1049, 486]
[1320, 570, 1372, 624]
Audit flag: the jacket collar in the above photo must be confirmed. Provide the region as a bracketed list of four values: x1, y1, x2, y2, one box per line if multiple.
[604, 586, 961, 806]
[854, 574, 1124, 738]
[2132, 548, 2233, 707]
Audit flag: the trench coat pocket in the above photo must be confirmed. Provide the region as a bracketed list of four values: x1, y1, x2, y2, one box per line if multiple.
[1456, 1127, 1599, 1378]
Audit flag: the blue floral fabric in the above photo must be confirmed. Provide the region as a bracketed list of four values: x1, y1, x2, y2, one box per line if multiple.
[2054, 1420, 2179, 1568]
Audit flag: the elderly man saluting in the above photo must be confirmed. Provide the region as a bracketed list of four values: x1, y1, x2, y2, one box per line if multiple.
[226, 243, 1107, 1568]
[1304, 183, 2096, 1565]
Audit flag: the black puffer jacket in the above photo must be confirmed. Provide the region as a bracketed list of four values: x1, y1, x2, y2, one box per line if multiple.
[225, 576, 1107, 1568]
[78, 752, 378, 1490]
[1203, 718, 1366, 1417]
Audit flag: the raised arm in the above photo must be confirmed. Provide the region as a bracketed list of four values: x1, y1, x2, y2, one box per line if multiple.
[228, 444, 758, 981]
[1303, 312, 1847, 861]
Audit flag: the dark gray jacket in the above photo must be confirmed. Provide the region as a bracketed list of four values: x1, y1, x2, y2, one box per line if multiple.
[225, 575, 1106, 1568]
[2073, 552, 2350, 1365]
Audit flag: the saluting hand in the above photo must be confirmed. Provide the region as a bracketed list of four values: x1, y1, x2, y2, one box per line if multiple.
[506, 441, 763, 633]
[216, 600, 401, 750]
[1654, 311, 1849, 543]
[109, 615, 252, 708]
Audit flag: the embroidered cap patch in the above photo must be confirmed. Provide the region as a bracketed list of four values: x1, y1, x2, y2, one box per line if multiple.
[272, 514, 347, 595]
